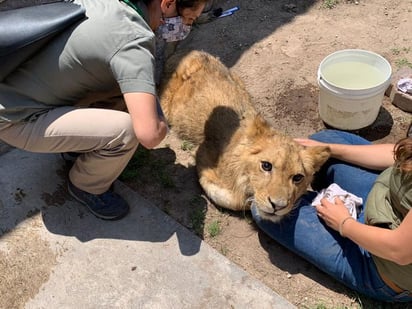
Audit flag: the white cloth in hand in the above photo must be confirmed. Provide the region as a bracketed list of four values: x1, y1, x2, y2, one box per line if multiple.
[311, 183, 362, 219]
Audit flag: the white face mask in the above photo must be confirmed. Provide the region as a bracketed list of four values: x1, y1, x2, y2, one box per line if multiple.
[157, 16, 191, 42]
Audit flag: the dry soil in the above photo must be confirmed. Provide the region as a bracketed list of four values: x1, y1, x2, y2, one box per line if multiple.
[124, 0, 412, 308]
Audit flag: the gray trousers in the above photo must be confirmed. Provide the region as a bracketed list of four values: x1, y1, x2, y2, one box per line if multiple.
[0, 106, 138, 194]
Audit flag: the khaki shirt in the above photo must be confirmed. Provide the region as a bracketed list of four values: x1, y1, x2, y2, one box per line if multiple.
[365, 166, 412, 291]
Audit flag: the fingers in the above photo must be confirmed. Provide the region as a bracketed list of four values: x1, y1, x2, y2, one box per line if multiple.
[316, 198, 352, 231]
[320, 197, 334, 207]
[294, 138, 327, 147]
[315, 204, 324, 217]
[293, 138, 312, 146]
[334, 196, 345, 206]
[316, 204, 335, 229]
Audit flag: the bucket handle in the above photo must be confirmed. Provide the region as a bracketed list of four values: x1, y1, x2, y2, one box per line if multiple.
[317, 68, 345, 96]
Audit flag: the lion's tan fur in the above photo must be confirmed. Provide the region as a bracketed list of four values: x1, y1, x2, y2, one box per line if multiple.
[160, 51, 330, 221]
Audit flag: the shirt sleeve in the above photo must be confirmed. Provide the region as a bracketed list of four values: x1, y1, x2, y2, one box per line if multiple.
[110, 35, 157, 96]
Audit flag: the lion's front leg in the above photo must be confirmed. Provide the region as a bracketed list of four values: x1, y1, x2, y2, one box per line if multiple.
[198, 168, 248, 211]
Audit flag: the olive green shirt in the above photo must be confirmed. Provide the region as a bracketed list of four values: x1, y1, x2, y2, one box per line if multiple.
[365, 166, 412, 291]
[0, 0, 156, 122]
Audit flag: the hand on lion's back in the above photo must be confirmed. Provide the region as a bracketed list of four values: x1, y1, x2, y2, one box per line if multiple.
[160, 51, 330, 221]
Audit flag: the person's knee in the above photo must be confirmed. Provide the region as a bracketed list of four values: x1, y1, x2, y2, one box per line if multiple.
[111, 112, 138, 149]
[310, 129, 358, 144]
[123, 119, 139, 149]
[310, 129, 343, 142]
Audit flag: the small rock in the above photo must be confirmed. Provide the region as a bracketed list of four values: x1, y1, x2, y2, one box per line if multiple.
[385, 67, 412, 112]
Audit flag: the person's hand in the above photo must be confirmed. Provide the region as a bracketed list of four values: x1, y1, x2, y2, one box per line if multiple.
[315, 197, 352, 232]
[294, 138, 328, 147]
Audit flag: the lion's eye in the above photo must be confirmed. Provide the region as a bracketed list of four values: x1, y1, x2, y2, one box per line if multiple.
[292, 174, 304, 184]
[261, 161, 272, 172]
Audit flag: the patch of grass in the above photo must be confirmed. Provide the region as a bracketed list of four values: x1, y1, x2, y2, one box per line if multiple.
[190, 207, 206, 236]
[156, 171, 175, 188]
[207, 220, 221, 237]
[322, 0, 339, 9]
[391, 46, 411, 56]
[181, 140, 195, 151]
[395, 58, 412, 69]
[120, 146, 175, 188]
[119, 146, 151, 181]
[189, 195, 204, 206]
[390, 46, 412, 69]
[391, 47, 401, 56]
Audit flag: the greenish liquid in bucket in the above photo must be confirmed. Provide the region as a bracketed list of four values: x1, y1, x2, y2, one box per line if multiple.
[322, 61, 385, 89]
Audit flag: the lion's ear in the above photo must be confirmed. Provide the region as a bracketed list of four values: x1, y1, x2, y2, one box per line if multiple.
[246, 114, 271, 139]
[242, 115, 271, 154]
[300, 146, 331, 173]
[175, 51, 210, 81]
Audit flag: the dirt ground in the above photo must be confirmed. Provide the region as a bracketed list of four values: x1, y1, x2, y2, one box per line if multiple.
[122, 0, 412, 308]
[0, 1, 411, 309]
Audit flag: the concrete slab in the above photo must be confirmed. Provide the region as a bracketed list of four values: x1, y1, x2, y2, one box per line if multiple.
[0, 149, 295, 308]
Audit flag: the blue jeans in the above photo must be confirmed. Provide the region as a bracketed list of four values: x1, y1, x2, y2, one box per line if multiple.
[252, 130, 412, 302]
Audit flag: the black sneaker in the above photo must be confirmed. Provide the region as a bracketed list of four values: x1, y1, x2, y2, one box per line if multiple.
[68, 181, 130, 220]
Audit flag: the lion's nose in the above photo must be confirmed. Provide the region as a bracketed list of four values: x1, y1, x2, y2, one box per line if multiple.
[268, 197, 288, 211]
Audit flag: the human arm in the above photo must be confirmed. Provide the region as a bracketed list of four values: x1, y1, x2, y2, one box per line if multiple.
[124, 92, 168, 149]
[316, 197, 412, 265]
[294, 138, 395, 171]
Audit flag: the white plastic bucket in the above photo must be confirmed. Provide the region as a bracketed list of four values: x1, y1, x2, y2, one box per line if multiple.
[317, 49, 392, 130]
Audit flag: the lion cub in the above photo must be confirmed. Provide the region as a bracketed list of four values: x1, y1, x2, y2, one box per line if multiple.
[160, 51, 330, 221]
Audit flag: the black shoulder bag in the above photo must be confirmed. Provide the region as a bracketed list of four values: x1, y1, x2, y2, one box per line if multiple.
[0, 0, 86, 81]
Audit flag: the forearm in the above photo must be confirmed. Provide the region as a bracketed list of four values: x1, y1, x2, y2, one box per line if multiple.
[341, 213, 412, 265]
[341, 220, 402, 264]
[317, 198, 412, 265]
[326, 143, 395, 170]
[124, 92, 169, 149]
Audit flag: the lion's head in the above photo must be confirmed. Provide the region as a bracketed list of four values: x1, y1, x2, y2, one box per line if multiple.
[240, 116, 330, 221]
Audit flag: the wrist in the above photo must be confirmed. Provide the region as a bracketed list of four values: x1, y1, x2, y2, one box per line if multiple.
[339, 216, 355, 237]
